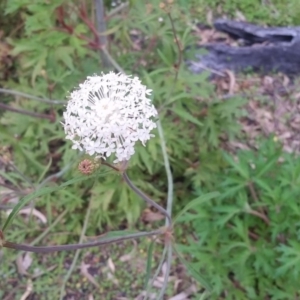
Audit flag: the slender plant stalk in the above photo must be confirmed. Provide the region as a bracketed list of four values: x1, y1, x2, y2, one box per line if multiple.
[0, 88, 65, 104]
[101, 47, 125, 73]
[144, 11, 180, 299]
[95, 0, 111, 68]
[157, 120, 173, 225]
[155, 120, 174, 299]
[248, 209, 270, 225]
[248, 181, 268, 218]
[28, 210, 68, 248]
[2, 229, 162, 253]
[37, 157, 81, 189]
[143, 245, 167, 300]
[0, 182, 24, 194]
[94, 0, 125, 72]
[122, 172, 172, 226]
[166, 12, 182, 85]
[16, 210, 68, 262]
[106, 2, 129, 18]
[0, 103, 55, 121]
[157, 243, 172, 300]
[59, 199, 92, 300]
[0, 157, 34, 188]
[0, 210, 69, 266]
[157, 12, 184, 113]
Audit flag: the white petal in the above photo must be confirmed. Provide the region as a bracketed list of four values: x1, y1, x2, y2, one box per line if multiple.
[63, 72, 157, 161]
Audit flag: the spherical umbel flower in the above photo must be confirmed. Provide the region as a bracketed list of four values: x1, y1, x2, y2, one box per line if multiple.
[62, 72, 158, 163]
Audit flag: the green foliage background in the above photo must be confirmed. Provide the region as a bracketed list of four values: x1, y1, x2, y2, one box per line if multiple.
[1, 0, 300, 299]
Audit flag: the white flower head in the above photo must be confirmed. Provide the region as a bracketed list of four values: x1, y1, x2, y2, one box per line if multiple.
[63, 72, 158, 163]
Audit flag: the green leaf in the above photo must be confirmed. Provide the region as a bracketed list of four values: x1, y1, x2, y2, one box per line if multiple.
[2, 171, 110, 232]
[31, 50, 47, 84]
[164, 92, 190, 107]
[275, 243, 300, 278]
[174, 192, 219, 224]
[253, 178, 273, 194]
[55, 46, 74, 70]
[157, 49, 172, 66]
[213, 205, 241, 227]
[138, 146, 153, 174]
[256, 151, 281, 178]
[37, 158, 52, 183]
[223, 153, 249, 179]
[0, 170, 25, 190]
[144, 239, 155, 288]
[11, 42, 37, 55]
[172, 106, 202, 126]
[174, 244, 212, 291]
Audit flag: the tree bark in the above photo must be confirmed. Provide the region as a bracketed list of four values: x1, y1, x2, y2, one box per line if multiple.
[188, 19, 300, 76]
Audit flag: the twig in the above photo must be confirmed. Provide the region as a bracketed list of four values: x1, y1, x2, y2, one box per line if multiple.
[167, 12, 182, 81]
[159, 13, 184, 111]
[248, 181, 267, 215]
[248, 209, 270, 225]
[0, 88, 65, 105]
[248, 181, 259, 203]
[0, 103, 55, 122]
[19, 279, 33, 300]
[79, 2, 100, 41]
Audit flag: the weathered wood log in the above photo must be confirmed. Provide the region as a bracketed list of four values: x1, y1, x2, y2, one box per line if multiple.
[188, 19, 300, 76]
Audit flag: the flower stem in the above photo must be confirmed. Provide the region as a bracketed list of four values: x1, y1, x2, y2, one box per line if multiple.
[2, 230, 161, 253]
[122, 172, 172, 227]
